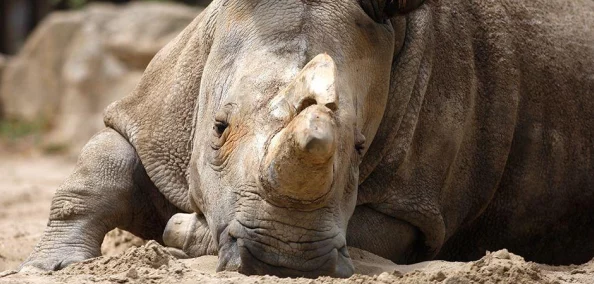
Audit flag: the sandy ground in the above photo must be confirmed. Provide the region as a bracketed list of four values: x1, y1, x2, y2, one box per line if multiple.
[1, 153, 594, 283]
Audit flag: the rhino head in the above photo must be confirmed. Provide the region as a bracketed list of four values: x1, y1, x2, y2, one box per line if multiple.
[188, 0, 426, 278]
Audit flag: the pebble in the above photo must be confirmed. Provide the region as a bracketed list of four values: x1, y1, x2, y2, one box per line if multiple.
[492, 249, 511, 260]
[126, 268, 138, 279]
[108, 274, 128, 283]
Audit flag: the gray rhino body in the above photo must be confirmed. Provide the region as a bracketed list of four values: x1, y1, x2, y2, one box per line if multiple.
[21, 0, 594, 278]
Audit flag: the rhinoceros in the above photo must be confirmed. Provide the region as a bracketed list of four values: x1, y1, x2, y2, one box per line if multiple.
[20, 0, 594, 278]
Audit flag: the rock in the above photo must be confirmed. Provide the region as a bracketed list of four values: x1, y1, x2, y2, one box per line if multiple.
[0, 54, 7, 117]
[0, 2, 200, 153]
[0, 54, 6, 77]
[126, 268, 139, 279]
[103, 3, 198, 70]
[108, 274, 129, 283]
[430, 271, 447, 282]
[492, 249, 511, 260]
[1, 11, 82, 122]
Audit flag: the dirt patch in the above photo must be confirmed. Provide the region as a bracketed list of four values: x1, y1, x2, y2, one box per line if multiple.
[55, 241, 184, 283]
[392, 250, 547, 283]
[101, 229, 146, 257]
[5, 243, 594, 283]
[63, 241, 174, 276]
[0, 153, 75, 272]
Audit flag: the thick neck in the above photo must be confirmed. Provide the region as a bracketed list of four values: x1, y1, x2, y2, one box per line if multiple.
[357, 11, 434, 188]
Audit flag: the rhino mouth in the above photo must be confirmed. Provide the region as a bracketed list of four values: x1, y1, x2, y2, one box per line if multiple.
[216, 219, 354, 278]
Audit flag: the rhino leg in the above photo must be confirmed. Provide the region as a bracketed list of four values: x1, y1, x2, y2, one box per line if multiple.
[20, 128, 177, 272]
[347, 206, 420, 264]
[162, 213, 217, 258]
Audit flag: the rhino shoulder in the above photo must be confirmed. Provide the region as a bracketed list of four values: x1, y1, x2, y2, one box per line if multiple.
[104, 8, 215, 212]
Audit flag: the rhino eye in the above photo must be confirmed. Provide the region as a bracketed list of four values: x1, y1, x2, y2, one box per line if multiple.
[214, 120, 228, 137]
[355, 142, 365, 155]
[355, 130, 366, 155]
[213, 108, 230, 137]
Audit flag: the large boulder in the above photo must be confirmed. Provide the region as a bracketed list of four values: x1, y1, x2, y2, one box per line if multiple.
[0, 2, 200, 153]
[0, 54, 6, 117]
[1, 11, 84, 123]
[0, 54, 6, 77]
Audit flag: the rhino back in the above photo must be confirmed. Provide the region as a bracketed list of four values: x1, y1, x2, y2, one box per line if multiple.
[429, 0, 594, 232]
[104, 8, 215, 212]
[447, 0, 594, 263]
[359, 0, 594, 263]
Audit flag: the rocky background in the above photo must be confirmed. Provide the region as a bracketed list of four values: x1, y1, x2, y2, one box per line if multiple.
[0, 2, 202, 155]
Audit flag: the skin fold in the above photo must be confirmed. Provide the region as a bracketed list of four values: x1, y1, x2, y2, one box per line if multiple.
[20, 0, 594, 278]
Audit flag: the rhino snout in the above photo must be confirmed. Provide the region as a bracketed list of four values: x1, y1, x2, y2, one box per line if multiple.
[216, 221, 354, 278]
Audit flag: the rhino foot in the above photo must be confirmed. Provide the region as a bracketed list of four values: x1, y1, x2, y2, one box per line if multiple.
[19, 218, 102, 273]
[20, 129, 179, 272]
[163, 213, 217, 258]
[20, 247, 94, 273]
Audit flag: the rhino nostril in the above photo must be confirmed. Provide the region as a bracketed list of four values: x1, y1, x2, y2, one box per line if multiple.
[325, 102, 337, 112]
[297, 97, 317, 114]
[296, 98, 338, 115]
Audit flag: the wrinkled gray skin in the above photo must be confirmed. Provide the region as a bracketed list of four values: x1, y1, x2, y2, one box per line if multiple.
[21, 0, 594, 278]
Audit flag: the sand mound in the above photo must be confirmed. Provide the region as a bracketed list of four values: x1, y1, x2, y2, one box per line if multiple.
[392, 250, 547, 283]
[101, 228, 146, 256]
[4, 241, 594, 283]
[57, 241, 188, 283]
[61, 241, 175, 275]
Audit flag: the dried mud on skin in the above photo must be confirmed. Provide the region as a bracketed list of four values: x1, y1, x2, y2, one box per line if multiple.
[2, 155, 594, 283]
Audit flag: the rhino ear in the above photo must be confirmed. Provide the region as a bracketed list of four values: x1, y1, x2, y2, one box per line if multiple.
[385, 0, 427, 16]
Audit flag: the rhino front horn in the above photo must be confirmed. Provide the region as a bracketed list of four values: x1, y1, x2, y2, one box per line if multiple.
[261, 54, 338, 206]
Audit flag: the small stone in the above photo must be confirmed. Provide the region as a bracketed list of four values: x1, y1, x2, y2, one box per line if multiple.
[377, 272, 393, 282]
[108, 274, 128, 283]
[391, 270, 403, 277]
[492, 249, 511, 260]
[430, 271, 447, 282]
[570, 269, 586, 274]
[126, 268, 138, 279]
